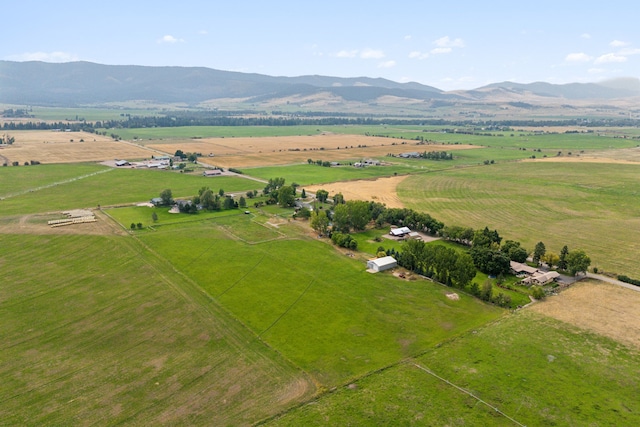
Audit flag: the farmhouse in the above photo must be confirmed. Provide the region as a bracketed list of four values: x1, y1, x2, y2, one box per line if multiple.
[114, 159, 130, 167]
[523, 271, 560, 286]
[390, 226, 412, 237]
[150, 197, 164, 206]
[203, 169, 222, 177]
[367, 256, 397, 273]
[510, 261, 539, 276]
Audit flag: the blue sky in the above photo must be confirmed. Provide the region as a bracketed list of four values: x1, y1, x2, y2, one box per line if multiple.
[4, 1, 638, 90]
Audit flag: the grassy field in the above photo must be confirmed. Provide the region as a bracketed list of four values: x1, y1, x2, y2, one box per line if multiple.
[0, 165, 261, 216]
[241, 163, 420, 186]
[0, 233, 313, 425]
[269, 310, 640, 426]
[399, 161, 640, 278]
[111, 125, 326, 140]
[0, 163, 107, 198]
[136, 219, 504, 386]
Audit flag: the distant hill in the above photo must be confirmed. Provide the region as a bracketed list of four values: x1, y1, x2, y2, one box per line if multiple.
[0, 61, 448, 107]
[0, 60, 638, 109]
[475, 80, 640, 100]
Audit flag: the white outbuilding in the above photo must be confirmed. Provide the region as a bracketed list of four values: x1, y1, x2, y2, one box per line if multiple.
[367, 256, 398, 273]
[389, 226, 411, 237]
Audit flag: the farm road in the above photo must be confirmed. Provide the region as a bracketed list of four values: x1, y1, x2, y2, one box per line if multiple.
[586, 272, 640, 292]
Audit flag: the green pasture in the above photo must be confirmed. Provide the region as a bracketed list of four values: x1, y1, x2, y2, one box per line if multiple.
[242, 163, 419, 186]
[271, 310, 640, 426]
[0, 163, 107, 199]
[0, 233, 312, 425]
[139, 221, 504, 386]
[0, 166, 260, 216]
[110, 125, 326, 140]
[28, 106, 160, 121]
[105, 204, 257, 232]
[399, 161, 640, 278]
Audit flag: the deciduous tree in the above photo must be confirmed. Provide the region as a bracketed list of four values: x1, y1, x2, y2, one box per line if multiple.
[566, 249, 591, 276]
[310, 210, 329, 235]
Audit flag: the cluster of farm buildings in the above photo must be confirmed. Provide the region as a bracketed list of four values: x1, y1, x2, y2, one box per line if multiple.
[367, 227, 563, 288]
[510, 261, 561, 286]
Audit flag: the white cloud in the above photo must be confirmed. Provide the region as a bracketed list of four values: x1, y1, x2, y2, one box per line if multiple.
[336, 49, 358, 58]
[430, 47, 452, 55]
[377, 60, 396, 68]
[6, 51, 79, 62]
[360, 48, 385, 59]
[198, 30, 208, 35]
[581, 33, 591, 39]
[408, 51, 429, 60]
[433, 36, 465, 48]
[619, 48, 640, 56]
[610, 40, 629, 47]
[404, 35, 412, 41]
[595, 53, 628, 64]
[588, 68, 606, 74]
[158, 35, 184, 44]
[565, 52, 593, 62]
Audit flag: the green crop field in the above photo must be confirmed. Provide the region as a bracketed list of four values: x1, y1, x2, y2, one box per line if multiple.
[241, 163, 420, 186]
[270, 310, 640, 426]
[110, 125, 326, 140]
[135, 220, 504, 386]
[0, 165, 261, 216]
[399, 161, 640, 278]
[0, 233, 312, 425]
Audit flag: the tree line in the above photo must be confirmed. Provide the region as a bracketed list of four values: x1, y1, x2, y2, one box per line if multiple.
[4, 114, 638, 132]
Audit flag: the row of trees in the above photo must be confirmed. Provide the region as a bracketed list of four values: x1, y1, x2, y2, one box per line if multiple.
[397, 239, 477, 288]
[157, 187, 247, 213]
[440, 224, 591, 276]
[420, 151, 453, 160]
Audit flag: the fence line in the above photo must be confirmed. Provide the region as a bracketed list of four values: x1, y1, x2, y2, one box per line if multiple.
[413, 363, 526, 427]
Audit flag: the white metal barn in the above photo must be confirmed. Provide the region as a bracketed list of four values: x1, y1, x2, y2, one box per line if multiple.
[367, 256, 398, 273]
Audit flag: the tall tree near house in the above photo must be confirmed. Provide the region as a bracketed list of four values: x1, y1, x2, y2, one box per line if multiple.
[277, 186, 295, 207]
[566, 249, 591, 276]
[315, 189, 329, 203]
[332, 204, 350, 233]
[542, 252, 560, 268]
[558, 245, 569, 270]
[310, 210, 329, 235]
[346, 200, 371, 231]
[533, 241, 546, 265]
[159, 188, 173, 206]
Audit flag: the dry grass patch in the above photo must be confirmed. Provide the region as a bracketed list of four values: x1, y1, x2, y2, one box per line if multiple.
[0, 211, 126, 236]
[142, 134, 475, 168]
[306, 175, 408, 208]
[529, 279, 640, 349]
[0, 130, 156, 164]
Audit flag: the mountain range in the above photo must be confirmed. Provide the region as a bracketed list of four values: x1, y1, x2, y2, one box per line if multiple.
[1, 60, 639, 111]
